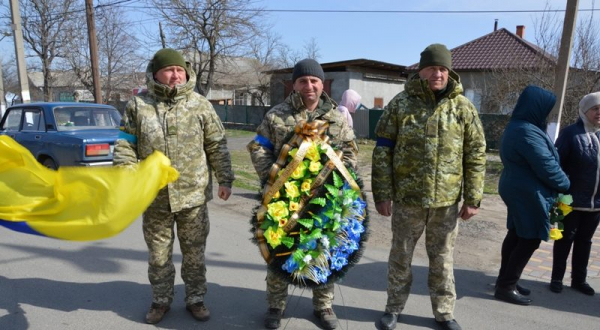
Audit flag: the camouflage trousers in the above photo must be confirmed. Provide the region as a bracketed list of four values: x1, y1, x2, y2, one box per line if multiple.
[266, 269, 334, 311]
[143, 202, 210, 306]
[385, 203, 459, 322]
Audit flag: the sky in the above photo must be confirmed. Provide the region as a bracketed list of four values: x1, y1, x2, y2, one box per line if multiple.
[1, 0, 599, 69]
[255, 0, 600, 66]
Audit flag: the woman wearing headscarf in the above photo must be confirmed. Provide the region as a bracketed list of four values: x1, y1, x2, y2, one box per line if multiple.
[549, 92, 600, 295]
[338, 89, 361, 128]
[495, 85, 570, 305]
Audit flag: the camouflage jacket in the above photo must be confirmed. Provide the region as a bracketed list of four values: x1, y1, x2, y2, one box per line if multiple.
[247, 91, 358, 184]
[113, 61, 234, 212]
[372, 71, 486, 208]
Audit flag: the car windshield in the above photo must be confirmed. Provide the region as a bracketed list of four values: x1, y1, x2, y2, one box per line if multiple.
[55, 107, 122, 130]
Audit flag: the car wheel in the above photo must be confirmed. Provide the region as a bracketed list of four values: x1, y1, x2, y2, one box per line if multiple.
[42, 158, 58, 170]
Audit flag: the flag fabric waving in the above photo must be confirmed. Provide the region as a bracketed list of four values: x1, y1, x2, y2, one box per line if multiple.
[0, 135, 179, 241]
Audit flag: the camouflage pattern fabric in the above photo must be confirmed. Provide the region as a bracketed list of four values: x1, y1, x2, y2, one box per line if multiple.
[248, 90, 358, 309]
[144, 202, 210, 305]
[247, 91, 358, 184]
[113, 60, 234, 306]
[385, 203, 458, 321]
[266, 269, 334, 310]
[372, 72, 486, 207]
[113, 61, 234, 212]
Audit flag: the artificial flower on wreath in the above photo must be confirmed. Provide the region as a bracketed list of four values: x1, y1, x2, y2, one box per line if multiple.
[549, 193, 573, 241]
[250, 121, 369, 287]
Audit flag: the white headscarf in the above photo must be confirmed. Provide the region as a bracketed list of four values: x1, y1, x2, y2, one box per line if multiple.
[579, 91, 600, 133]
[338, 89, 361, 128]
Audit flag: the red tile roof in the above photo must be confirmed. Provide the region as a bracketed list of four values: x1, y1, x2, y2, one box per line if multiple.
[407, 28, 555, 72]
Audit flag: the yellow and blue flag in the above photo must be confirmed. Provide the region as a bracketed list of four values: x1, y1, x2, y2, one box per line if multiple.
[0, 135, 178, 241]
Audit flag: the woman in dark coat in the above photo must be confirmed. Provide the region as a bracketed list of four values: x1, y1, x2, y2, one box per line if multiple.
[550, 91, 600, 295]
[495, 85, 570, 305]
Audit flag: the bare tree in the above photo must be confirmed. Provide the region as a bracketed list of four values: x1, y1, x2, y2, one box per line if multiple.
[1, 56, 21, 105]
[11, 0, 79, 101]
[274, 44, 303, 69]
[96, 5, 144, 102]
[61, 4, 144, 102]
[274, 38, 324, 69]
[150, 0, 266, 96]
[245, 30, 282, 106]
[303, 37, 321, 61]
[61, 11, 94, 93]
[481, 2, 600, 126]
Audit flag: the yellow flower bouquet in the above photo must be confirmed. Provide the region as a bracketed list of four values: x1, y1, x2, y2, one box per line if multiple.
[549, 193, 573, 240]
[251, 121, 368, 287]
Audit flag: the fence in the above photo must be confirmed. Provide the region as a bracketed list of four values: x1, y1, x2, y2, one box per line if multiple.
[213, 105, 508, 149]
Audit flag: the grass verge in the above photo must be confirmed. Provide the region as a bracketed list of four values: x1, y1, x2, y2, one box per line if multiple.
[226, 130, 502, 195]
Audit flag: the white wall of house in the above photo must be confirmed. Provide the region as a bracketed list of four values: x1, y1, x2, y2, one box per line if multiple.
[349, 78, 404, 109]
[271, 71, 405, 109]
[456, 71, 487, 113]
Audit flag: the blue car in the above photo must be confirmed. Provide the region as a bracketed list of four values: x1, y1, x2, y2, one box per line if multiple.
[0, 102, 122, 169]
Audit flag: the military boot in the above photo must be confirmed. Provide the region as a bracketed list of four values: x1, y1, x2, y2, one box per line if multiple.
[186, 301, 210, 321]
[314, 308, 338, 330]
[264, 308, 284, 329]
[145, 303, 170, 324]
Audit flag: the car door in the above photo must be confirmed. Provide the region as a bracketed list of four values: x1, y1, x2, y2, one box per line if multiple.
[0, 108, 23, 139]
[17, 107, 47, 157]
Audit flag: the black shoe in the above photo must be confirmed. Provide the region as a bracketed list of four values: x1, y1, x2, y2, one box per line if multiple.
[549, 280, 563, 293]
[571, 281, 595, 295]
[516, 283, 531, 296]
[380, 313, 398, 330]
[264, 308, 283, 329]
[494, 287, 532, 305]
[435, 319, 462, 330]
[495, 280, 530, 296]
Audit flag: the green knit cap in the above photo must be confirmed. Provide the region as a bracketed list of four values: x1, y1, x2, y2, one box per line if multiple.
[419, 43, 452, 70]
[152, 48, 187, 73]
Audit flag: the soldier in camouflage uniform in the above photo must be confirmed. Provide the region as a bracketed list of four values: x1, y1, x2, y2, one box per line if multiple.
[113, 48, 235, 325]
[372, 44, 486, 330]
[247, 59, 358, 330]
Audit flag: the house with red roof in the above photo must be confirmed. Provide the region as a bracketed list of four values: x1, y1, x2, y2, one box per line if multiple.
[407, 25, 557, 115]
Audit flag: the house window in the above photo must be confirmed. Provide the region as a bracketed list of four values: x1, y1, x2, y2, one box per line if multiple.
[234, 90, 246, 105]
[464, 89, 482, 112]
[374, 97, 384, 108]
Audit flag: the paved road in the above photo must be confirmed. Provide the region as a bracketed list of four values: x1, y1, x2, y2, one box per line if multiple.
[1, 185, 599, 330]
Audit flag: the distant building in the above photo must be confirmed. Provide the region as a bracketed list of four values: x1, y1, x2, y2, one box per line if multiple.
[406, 25, 557, 114]
[268, 59, 408, 109]
[27, 71, 144, 105]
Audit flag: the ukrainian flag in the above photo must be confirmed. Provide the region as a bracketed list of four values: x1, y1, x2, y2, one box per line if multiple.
[0, 135, 178, 241]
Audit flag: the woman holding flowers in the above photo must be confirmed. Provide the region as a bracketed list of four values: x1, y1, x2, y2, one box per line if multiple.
[550, 92, 600, 295]
[496, 85, 570, 306]
[247, 59, 359, 330]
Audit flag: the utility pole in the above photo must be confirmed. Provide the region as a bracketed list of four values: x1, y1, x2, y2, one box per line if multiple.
[9, 0, 30, 104]
[159, 22, 166, 48]
[547, 0, 579, 142]
[0, 60, 5, 117]
[85, 0, 103, 104]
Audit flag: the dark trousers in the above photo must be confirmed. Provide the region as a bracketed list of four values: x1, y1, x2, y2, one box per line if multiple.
[551, 210, 600, 283]
[497, 229, 541, 289]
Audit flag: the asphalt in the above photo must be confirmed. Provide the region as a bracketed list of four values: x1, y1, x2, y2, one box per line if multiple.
[1, 185, 599, 330]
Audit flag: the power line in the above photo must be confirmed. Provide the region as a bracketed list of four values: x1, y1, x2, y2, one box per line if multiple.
[115, 6, 600, 14]
[5, 4, 600, 24]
